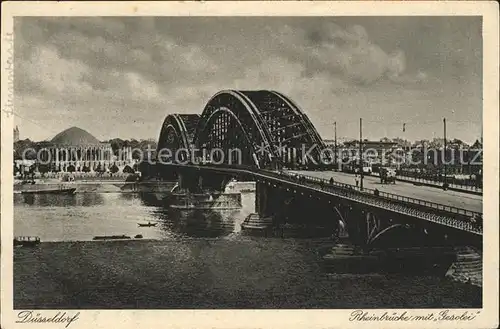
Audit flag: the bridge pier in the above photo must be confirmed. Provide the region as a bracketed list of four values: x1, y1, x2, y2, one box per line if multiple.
[177, 172, 197, 192]
[175, 171, 232, 194]
[253, 181, 339, 237]
[255, 181, 270, 217]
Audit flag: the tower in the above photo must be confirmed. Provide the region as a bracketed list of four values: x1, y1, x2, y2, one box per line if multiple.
[14, 126, 19, 142]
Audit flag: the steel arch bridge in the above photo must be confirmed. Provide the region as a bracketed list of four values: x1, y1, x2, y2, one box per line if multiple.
[153, 90, 482, 248]
[157, 114, 200, 163]
[157, 90, 328, 169]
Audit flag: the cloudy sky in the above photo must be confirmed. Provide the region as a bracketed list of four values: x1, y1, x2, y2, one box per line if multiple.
[14, 16, 482, 143]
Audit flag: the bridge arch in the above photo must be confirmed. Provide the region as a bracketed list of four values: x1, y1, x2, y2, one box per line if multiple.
[194, 90, 275, 168]
[368, 223, 405, 246]
[194, 90, 328, 169]
[157, 114, 200, 164]
[265, 90, 325, 149]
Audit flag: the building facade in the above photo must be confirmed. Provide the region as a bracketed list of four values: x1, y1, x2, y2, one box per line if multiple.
[39, 127, 133, 172]
[341, 140, 399, 163]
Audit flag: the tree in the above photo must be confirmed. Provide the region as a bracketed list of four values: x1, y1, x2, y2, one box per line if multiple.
[109, 138, 125, 156]
[38, 164, 50, 177]
[391, 137, 406, 146]
[125, 173, 140, 182]
[14, 139, 35, 160]
[22, 147, 37, 160]
[413, 139, 429, 147]
[136, 139, 158, 160]
[82, 165, 91, 173]
[450, 138, 468, 149]
[95, 163, 105, 175]
[67, 164, 76, 173]
[470, 139, 482, 150]
[429, 138, 444, 149]
[123, 165, 135, 174]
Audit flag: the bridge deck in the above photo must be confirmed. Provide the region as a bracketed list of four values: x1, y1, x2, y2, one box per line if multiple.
[289, 171, 482, 214]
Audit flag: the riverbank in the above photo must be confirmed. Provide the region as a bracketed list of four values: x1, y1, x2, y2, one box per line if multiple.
[14, 239, 481, 309]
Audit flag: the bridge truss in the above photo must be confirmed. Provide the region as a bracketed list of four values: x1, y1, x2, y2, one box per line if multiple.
[157, 90, 329, 169]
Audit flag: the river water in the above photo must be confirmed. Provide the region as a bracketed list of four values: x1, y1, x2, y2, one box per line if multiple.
[14, 192, 254, 241]
[13, 192, 481, 309]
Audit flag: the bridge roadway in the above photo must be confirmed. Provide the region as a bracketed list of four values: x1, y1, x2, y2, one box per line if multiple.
[164, 163, 482, 235]
[289, 170, 482, 214]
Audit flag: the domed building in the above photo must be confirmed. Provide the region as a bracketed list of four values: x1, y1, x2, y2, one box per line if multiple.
[40, 127, 132, 172]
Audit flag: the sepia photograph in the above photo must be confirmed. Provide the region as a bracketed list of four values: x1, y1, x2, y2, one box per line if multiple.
[1, 1, 498, 329]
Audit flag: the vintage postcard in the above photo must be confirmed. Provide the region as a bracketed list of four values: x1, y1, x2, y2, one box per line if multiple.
[1, 1, 498, 328]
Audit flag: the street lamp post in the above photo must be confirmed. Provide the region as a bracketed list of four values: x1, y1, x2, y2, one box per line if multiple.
[443, 117, 447, 188]
[334, 121, 337, 171]
[359, 118, 364, 190]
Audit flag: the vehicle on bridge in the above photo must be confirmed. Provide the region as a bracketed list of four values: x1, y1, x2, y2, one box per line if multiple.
[341, 161, 372, 175]
[380, 167, 397, 184]
[362, 162, 373, 175]
[371, 163, 382, 174]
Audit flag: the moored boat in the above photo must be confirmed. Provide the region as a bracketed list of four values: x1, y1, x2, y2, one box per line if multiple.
[14, 236, 41, 247]
[92, 235, 131, 240]
[137, 222, 157, 227]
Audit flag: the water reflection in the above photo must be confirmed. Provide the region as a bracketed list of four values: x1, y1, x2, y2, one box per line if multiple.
[14, 192, 254, 242]
[155, 208, 239, 238]
[137, 192, 170, 207]
[15, 193, 105, 207]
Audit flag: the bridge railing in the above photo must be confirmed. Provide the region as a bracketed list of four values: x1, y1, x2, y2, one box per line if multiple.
[263, 170, 481, 219]
[259, 170, 482, 234]
[395, 170, 483, 192]
[164, 164, 482, 225]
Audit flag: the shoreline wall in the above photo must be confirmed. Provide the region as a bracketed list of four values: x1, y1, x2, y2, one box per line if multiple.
[14, 181, 178, 193]
[445, 246, 482, 287]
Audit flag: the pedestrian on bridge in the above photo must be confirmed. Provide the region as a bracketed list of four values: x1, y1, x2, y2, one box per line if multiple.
[355, 174, 359, 188]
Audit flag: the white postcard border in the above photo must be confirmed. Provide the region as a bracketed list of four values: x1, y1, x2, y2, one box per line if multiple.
[1, 2, 498, 329]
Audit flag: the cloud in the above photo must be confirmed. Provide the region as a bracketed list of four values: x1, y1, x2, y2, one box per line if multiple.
[14, 17, 223, 118]
[15, 18, 218, 97]
[13, 17, 481, 143]
[14, 18, 435, 111]
[268, 23, 428, 86]
[232, 57, 347, 95]
[227, 57, 349, 131]
[125, 72, 161, 100]
[16, 46, 93, 96]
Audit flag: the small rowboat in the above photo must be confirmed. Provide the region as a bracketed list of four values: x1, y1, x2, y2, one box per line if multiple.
[137, 222, 157, 227]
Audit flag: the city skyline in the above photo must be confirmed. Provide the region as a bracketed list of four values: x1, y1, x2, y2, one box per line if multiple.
[14, 16, 482, 143]
[14, 123, 482, 149]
